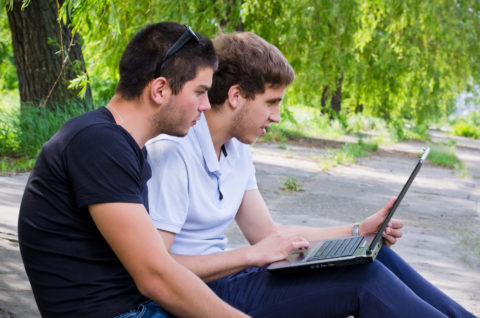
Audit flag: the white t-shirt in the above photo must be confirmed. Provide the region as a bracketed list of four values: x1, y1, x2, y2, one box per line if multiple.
[146, 113, 257, 255]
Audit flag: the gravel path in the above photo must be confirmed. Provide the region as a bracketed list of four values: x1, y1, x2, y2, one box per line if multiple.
[227, 131, 480, 316]
[1, 131, 479, 317]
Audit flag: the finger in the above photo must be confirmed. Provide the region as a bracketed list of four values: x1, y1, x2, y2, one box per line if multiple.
[292, 240, 309, 250]
[382, 232, 397, 246]
[385, 226, 403, 239]
[388, 228, 403, 239]
[390, 218, 404, 230]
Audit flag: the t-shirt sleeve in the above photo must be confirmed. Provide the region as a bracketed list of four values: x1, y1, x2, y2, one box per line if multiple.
[146, 138, 189, 234]
[245, 145, 258, 191]
[65, 125, 145, 208]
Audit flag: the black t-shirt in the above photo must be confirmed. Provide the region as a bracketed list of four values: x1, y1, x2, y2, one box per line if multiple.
[18, 107, 151, 317]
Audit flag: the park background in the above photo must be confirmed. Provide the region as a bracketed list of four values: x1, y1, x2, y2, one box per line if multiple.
[0, 1, 480, 317]
[0, 0, 480, 174]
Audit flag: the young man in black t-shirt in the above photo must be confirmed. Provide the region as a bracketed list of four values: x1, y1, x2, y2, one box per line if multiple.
[18, 22, 248, 318]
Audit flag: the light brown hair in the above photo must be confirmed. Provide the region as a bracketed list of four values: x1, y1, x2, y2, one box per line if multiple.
[208, 32, 294, 108]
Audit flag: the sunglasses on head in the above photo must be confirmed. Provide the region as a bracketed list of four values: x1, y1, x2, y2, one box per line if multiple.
[154, 25, 200, 78]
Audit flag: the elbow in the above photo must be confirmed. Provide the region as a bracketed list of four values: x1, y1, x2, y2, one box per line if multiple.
[135, 270, 174, 302]
[133, 262, 174, 303]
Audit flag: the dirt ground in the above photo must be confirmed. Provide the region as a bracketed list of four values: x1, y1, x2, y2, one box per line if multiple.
[1, 130, 479, 317]
[226, 130, 480, 316]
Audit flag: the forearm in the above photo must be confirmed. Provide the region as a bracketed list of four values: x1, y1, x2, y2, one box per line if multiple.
[171, 247, 255, 283]
[278, 223, 355, 241]
[89, 203, 248, 318]
[142, 257, 249, 317]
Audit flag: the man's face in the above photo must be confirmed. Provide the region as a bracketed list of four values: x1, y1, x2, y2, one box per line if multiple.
[153, 67, 213, 137]
[232, 85, 285, 144]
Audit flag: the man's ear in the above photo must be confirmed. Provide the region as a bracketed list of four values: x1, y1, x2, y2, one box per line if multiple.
[150, 77, 171, 105]
[227, 84, 243, 109]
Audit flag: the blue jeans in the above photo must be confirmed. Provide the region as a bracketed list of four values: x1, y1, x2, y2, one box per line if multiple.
[207, 246, 475, 318]
[115, 301, 171, 318]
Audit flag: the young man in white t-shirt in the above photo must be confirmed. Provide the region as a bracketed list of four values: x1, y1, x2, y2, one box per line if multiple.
[147, 32, 475, 317]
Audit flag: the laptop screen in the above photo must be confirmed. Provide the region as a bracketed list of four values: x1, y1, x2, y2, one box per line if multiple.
[367, 148, 430, 253]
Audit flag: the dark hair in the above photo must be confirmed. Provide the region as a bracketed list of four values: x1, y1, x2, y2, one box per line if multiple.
[116, 22, 218, 99]
[208, 32, 294, 108]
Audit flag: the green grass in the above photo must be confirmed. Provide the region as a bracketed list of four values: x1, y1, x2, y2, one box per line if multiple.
[282, 176, 304, 192]
[261, 104, 429, 146]
[18, 100, 91, 157]
[261, 104, 346, 142]
[319, 140, 379, 170]
[0, 90, 92, 173]
[261, 124, 304, 142]
[450, 110, 480, 139]
[427, 142, 465, 175]
[451, 121, 479, 139]
[0, 90, 21, 156]
[0, 156, 35, 174]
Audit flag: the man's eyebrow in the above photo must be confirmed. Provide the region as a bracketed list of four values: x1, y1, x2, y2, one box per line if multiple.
[267, 97, 283, 103]
[197, 84, 211, 91]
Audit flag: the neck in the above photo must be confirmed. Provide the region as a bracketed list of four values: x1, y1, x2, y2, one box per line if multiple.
[204, 108, 234, 160]
[107, 94, 154, 148]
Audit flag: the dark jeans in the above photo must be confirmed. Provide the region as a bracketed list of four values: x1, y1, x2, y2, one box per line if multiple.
[115, 301, 171, 318]
[207, 246, 475, 318]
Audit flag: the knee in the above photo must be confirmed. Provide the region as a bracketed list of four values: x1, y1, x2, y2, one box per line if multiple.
[355, 261, 394, 289]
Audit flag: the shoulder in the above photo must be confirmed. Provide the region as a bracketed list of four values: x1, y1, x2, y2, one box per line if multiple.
[146, 132, 196, 162]
[61, 111, 144, 169]
[229, 138, 254, 159]
[43, 108, 135, 157]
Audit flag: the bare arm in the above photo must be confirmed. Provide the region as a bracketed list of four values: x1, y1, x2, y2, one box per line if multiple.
[159, 227, 307, 282]
[279, 197, 404, 246]
[237, 190, 403, 247]
[158, 189, 309, 282]
[89, 202, 248, 318]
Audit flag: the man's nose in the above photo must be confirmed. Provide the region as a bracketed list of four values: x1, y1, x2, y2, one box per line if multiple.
[199, 94, 211, 112]
[270, 105, 281, 123]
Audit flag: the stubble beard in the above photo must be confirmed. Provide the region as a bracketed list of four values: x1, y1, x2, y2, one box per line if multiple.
[151, 100, 189, 137]
[232, 105, 256, 145]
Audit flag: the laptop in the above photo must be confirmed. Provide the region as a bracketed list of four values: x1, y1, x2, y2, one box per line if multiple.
[267, 147, 430, 274]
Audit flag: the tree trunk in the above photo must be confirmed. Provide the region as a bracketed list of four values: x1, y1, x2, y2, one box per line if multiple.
[321, 85, 329, 108]
[331, 72, 344, 114]
[6, 0, 91, 110]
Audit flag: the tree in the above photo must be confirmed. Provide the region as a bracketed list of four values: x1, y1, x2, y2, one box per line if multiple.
[4, 0, 480, 124]
[6, 0, 91, 109]
[61, 0, 242, 104]
[241, 0, 480, 124]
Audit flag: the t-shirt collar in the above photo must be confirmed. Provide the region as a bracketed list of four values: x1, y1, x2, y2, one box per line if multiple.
[193, 113, 239, 174]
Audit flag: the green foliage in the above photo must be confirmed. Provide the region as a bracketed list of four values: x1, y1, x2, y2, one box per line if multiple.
[321, 139, 378, 170]
[0, 9, 17, 92]
[241, 0, 480, 124]
[61, 0, 244, 104]
[282, 176, 304, 192]
[50, 0, 480, 123]
[452, 121, 480, 139]
[18, 100, 92, 157]
[345, 114, 387, 134]
[427, 142, 464, 172]
[0, 90, 20, 155]
[2, 0, 480, 170]
[265, 104, 347, 140]
[0, 156, 35, 174]
[451, 111, 480, 139]
[388, 119, 430, 142]
[261, 125, 304, 142]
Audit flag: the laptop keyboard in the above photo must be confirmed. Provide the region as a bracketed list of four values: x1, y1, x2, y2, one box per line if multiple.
[308, 236, 364, 261]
